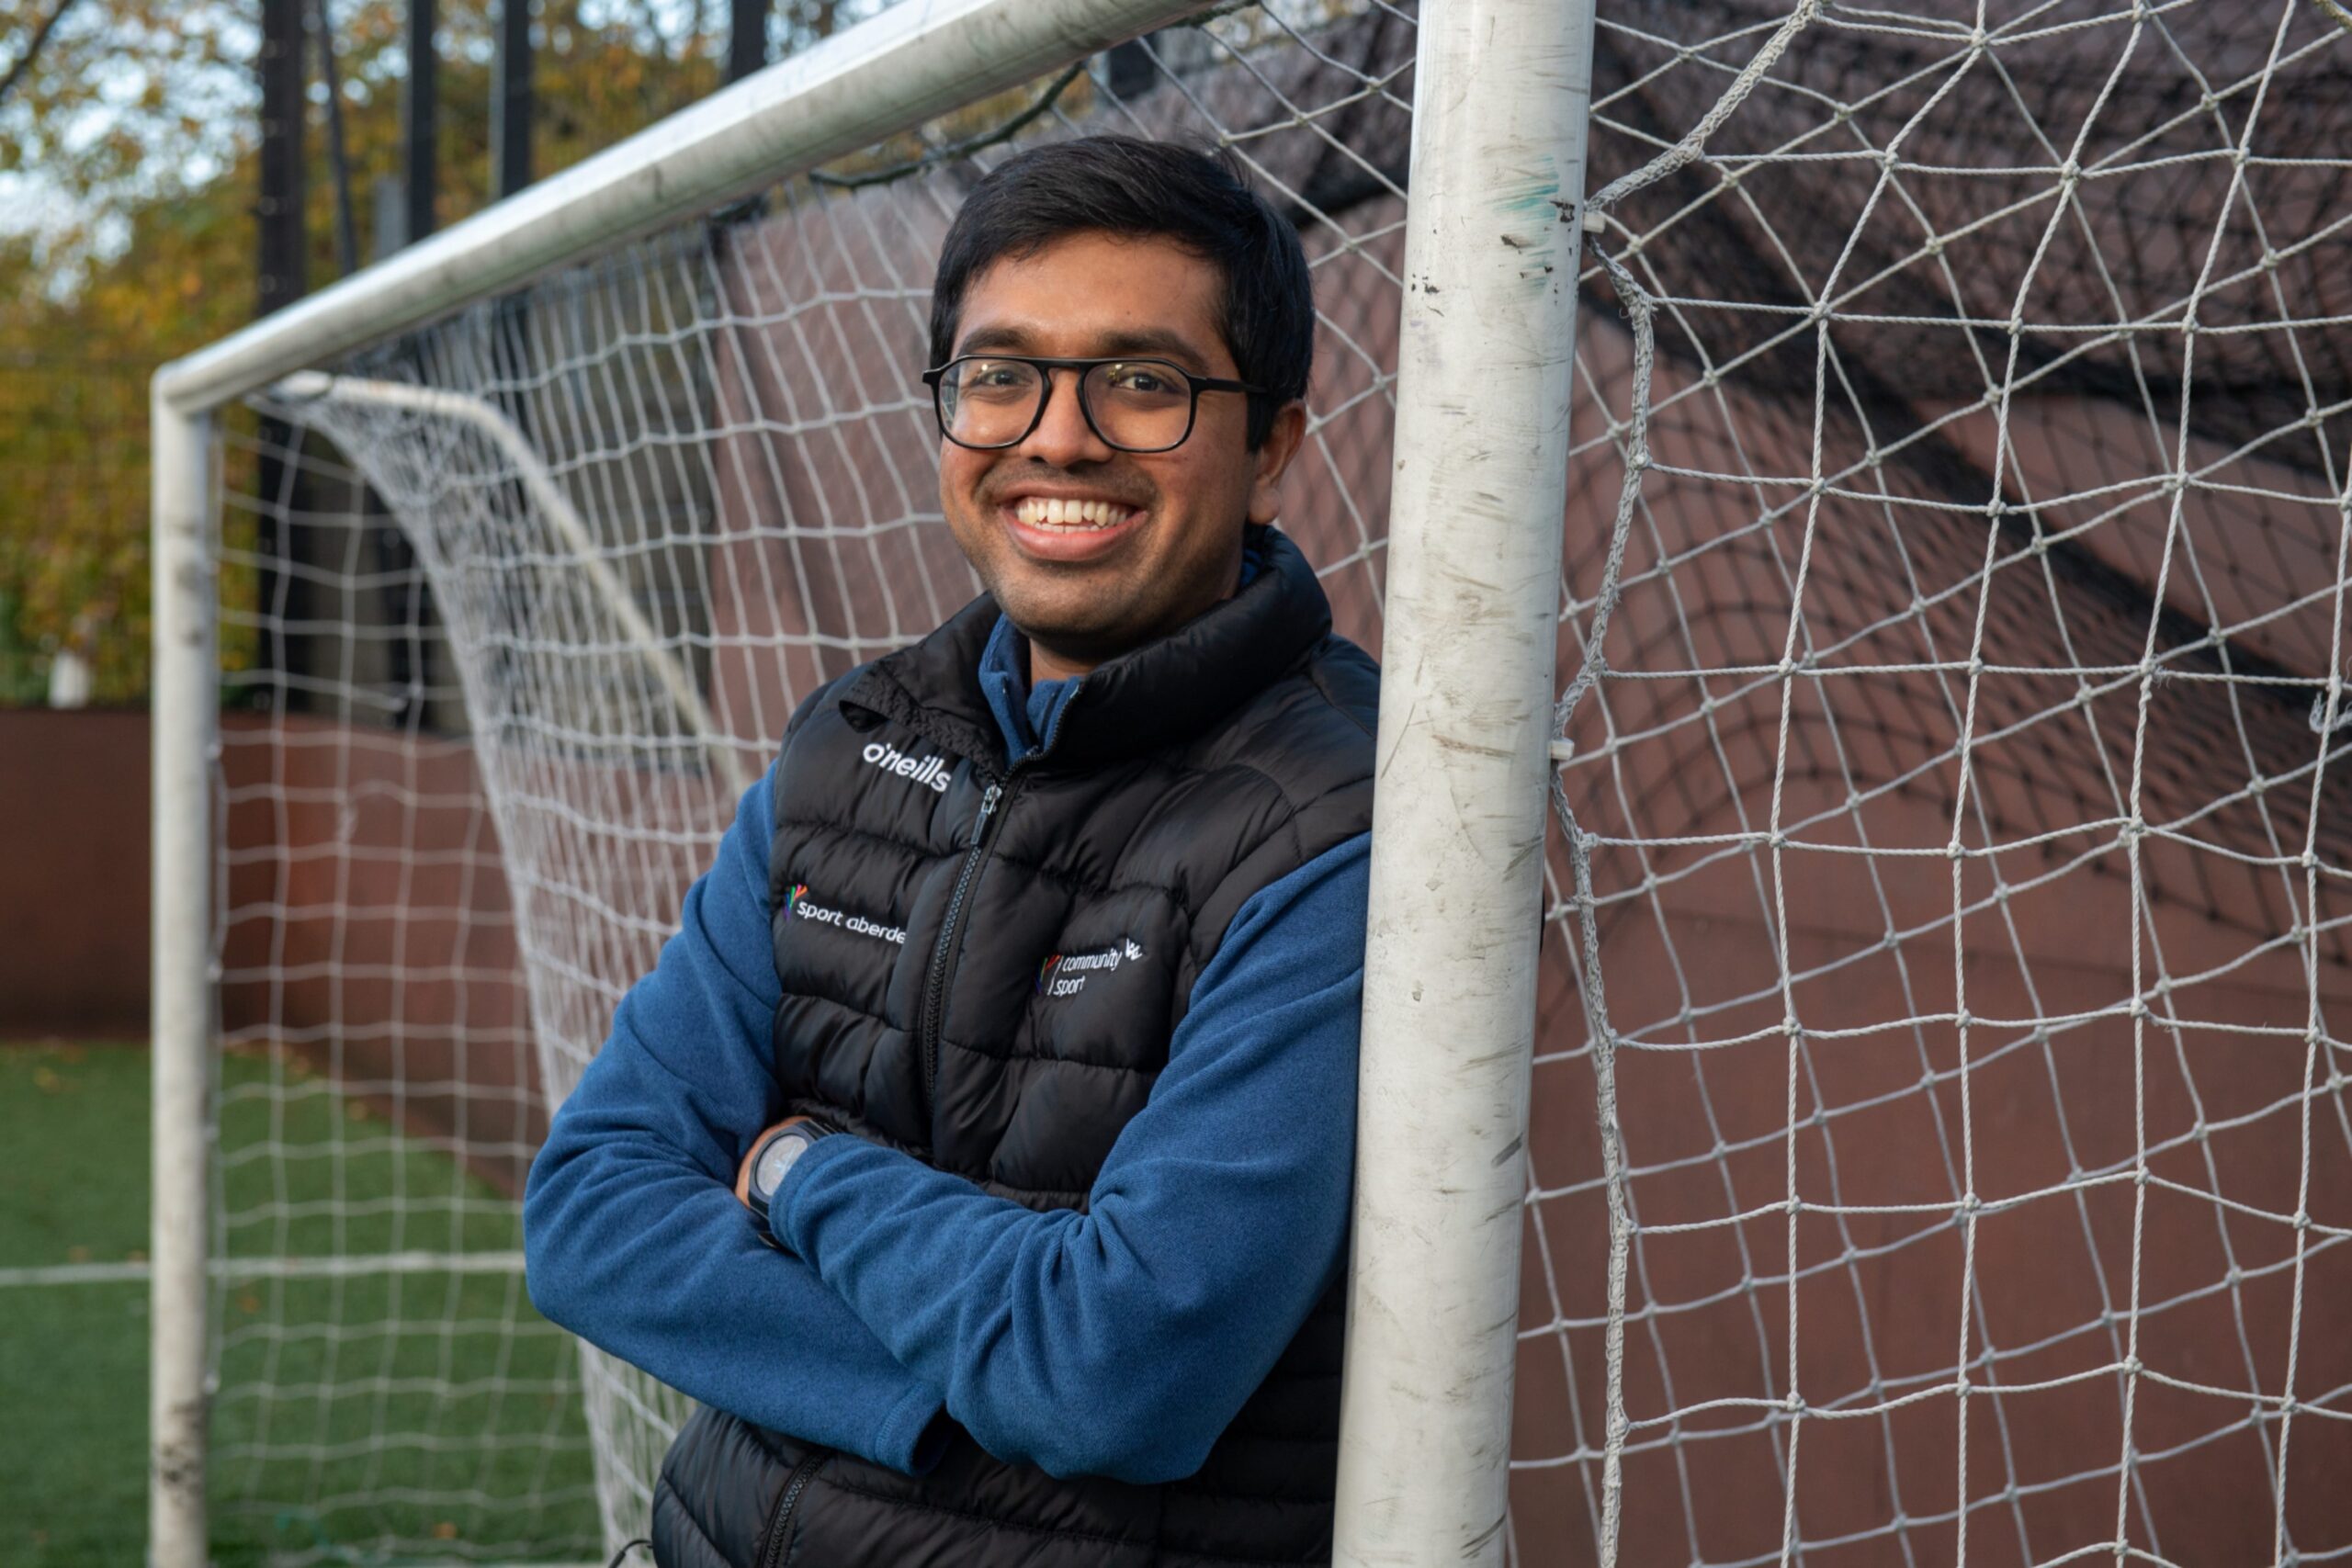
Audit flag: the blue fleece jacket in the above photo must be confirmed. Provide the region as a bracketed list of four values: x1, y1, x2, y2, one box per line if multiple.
[523, 613, 1369, 1484]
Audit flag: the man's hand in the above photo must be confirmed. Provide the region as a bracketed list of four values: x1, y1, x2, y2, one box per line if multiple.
[735, 1115, 813, 1205]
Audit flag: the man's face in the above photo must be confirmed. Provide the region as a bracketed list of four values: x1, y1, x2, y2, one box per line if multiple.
[937, 230, 1306, 681]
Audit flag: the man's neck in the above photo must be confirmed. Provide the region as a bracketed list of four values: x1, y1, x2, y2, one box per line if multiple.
[1026, 641, 1095, 687]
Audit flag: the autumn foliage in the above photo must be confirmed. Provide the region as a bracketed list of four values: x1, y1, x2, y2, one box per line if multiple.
[0, 0, 786, 704]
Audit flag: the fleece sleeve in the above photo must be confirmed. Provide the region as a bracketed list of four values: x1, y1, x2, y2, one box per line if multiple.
[771, 831, 1368, 1484]
[521, 762, 945, 1472]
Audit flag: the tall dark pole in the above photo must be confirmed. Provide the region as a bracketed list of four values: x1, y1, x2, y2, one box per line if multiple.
[257, 0, 306, 316]
[311, 0, 360, 276]
[1105, 37, 1157, 100]
[486, 0, 536, 735]
[492, 0, 531, 199]
[257, 0, 309, 705]
[727, 0, 767, 82]
[403, 0, 436, 243]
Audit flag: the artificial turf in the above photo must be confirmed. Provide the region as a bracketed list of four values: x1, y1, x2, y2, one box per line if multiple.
[0, 1041, 601, 1566]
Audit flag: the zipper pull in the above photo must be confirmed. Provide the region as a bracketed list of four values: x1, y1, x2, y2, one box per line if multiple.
[971, 782, 1002, 844]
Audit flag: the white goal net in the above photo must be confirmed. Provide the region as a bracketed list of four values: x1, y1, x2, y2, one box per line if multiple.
[190, 0, 2351, 1563]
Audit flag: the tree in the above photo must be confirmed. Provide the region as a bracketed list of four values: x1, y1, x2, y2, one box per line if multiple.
[0, 0, 771, 704]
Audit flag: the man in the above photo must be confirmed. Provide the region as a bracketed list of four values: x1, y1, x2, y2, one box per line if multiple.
[524, 134, 1377, 1567]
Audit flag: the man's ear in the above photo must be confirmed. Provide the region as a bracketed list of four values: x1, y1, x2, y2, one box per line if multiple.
[1246, 401, 1309, 525]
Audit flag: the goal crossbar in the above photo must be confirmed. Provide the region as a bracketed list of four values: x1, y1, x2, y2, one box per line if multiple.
[151, 0, 1216, 417]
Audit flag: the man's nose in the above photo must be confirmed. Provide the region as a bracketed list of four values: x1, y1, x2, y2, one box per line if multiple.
[1014, 368, 1115, 467]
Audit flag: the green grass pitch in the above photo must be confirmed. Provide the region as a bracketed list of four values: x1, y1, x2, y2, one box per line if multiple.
[0, 1041, 601, 1566]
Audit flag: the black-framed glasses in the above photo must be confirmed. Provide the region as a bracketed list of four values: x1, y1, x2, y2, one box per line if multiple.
[922, 355, 1267, 454]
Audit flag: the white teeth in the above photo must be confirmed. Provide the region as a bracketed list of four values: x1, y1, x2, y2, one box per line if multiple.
[1013, 497, 1134, 530]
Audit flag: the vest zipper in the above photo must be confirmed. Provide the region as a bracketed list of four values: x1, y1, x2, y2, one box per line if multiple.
[917, 777, 1011, 1126]
[756, 1445, 833, 1568]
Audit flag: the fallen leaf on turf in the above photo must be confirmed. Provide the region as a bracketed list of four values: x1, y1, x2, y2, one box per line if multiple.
[67, 1245, 91, 1263]
[434, 1521, 458, 1540]
[33, 1066, 63, 1093]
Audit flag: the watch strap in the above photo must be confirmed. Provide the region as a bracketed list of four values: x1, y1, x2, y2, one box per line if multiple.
[743, 1117, 839, 1228]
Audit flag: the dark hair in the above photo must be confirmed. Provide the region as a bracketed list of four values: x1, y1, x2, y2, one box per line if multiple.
[928, 136, 1314, 449]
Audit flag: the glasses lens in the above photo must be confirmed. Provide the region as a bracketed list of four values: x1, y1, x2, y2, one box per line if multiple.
[1085, 362, 1193, 452]
[940, 359, 1044, 446]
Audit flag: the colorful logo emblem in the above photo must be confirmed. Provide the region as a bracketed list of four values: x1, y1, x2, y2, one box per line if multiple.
[1035, 940, 1144, 999]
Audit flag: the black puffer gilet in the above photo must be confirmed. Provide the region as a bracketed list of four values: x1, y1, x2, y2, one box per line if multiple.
[652, 527, 1377, 1568]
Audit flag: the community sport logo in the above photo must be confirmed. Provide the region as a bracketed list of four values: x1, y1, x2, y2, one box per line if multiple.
[1036, 938, 1147, 998]
[783, 883, 906, 947]
[861, 741, 953, 795]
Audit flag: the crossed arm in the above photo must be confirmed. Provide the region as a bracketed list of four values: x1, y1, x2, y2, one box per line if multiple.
[523, 761, 1366, 1483]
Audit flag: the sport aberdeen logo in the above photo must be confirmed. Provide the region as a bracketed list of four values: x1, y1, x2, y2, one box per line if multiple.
[784, 883, 906, 947]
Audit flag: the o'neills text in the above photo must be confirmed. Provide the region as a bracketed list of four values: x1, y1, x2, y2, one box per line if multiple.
[862, 741, 953, 794]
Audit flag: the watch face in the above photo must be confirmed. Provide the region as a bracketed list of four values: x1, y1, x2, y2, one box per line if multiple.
[753, 1129, 807, 1200]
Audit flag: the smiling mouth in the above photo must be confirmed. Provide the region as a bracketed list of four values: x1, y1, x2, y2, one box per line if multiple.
[1010, 496, 1144, 532]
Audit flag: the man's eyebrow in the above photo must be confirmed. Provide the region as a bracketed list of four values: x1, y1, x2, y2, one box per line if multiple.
[953, 325, 1036, 356]
[1090, 328, 1215, 368]
[951, 324, 1217, 369]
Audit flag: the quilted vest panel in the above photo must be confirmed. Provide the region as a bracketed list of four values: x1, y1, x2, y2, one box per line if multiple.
[654, 528, 1374, 1568]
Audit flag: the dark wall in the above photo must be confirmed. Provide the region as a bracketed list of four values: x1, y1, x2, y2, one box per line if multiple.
[0, 709, 150, 1038]
[0, 708, 544, 1192]
[213, 712, 541, 1190]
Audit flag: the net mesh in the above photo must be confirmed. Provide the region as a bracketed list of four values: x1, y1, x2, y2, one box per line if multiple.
[202, 0, 2352, 1562]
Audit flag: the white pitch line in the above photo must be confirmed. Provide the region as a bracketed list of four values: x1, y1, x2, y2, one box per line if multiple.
[0, 1250, 528, 1289]
[0, 1259, 152, 1287]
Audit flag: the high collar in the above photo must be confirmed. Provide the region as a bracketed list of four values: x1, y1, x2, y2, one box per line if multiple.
[842, 525, 1334, 776]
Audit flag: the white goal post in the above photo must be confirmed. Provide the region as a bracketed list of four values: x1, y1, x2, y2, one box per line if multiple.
[151, 0, 1589, 1563]
[153, 1, 2352, 1565]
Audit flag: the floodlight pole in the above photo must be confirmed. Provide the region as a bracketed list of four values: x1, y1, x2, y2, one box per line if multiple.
[1332, 0, 1600, 1560]
[150, 393, 217, 1568]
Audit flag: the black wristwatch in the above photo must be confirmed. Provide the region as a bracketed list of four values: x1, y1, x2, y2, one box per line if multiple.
[744, 1118, 835, 1235]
